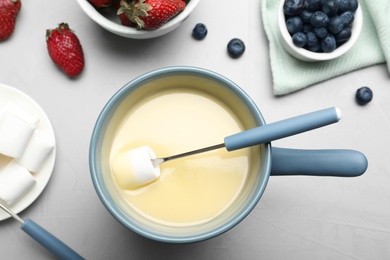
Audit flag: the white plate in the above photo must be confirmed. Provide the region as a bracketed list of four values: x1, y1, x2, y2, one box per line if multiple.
[0, 84, 56, 220]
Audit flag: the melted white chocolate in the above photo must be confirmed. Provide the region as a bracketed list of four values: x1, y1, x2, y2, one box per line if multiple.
[109, 88, 252, 225]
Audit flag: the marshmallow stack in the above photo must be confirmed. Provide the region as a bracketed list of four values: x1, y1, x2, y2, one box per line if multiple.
[111, 146, 161, 190]
[0, 160, 36, 206]
[0, 112, 35, 158]
[0, 102, 55, 205]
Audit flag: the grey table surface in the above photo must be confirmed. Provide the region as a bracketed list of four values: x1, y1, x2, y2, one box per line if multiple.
[0, 0, 389, 259]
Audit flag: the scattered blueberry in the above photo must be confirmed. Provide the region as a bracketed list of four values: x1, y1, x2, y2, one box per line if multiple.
[192, 23, 207, 40]
[227, 38, 245, 58]
[283, 0, 359, 53]
[355, 87, 373, 105]
[292, 32, 307, 47]
[321, 34, 337, 52]
[286, 16, 303, 34]
[283, 0, 305, 16]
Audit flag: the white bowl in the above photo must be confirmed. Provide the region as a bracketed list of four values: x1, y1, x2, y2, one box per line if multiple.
[278, 0, 363, 62]
[77, 0, 200, 39]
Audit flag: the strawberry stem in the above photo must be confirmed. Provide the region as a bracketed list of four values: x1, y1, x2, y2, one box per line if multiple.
[46, 23, 71, 40]
[117, 0, 152, 30]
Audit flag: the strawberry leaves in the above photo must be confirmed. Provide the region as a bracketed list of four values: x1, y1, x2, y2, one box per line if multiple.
[117, 0, 186, 30]
[117, 0, 152, 29]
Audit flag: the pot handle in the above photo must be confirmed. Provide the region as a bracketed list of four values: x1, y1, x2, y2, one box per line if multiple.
[270, 147, 368, 177]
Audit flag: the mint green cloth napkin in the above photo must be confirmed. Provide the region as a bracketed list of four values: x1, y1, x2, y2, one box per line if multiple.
[262, 0, 390, 95]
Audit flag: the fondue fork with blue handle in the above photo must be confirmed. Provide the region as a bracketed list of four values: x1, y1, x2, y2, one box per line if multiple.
[152, 107, 342, 166]
[0, 198, 84, 260]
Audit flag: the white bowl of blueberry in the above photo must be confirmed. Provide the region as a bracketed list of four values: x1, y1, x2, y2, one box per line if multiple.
[278, 0, 363, 62]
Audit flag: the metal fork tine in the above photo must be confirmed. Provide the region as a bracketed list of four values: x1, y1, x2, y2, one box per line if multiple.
[0, 198, 24, 224]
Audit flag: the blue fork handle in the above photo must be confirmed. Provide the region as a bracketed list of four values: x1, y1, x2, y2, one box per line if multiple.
[21, 219, 84, 260]
[270, 147, 368, 177]
[224, 107, 341, 151]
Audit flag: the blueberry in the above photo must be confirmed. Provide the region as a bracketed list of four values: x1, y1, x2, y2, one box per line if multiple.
[321, 0, 340, 16]
[339, 0, 350, 11]
[349, 0, 358, 11]
[283, 0, 305, 16]
[286, 16, 303, 34]
[314, 27, 328, 38]
[302, 24, 313, 33]
[306, 31, 319, 46]
[227, 38, 245, 58]
[321, 34, 336, 52]
[306, 0, 321, 11]
[340, 11, 354, 27]
[310, 11, 329, 27]
[300, 9, 313, 23]
[292, 32, 307, 47]
[355, 87, 373, 105]
[305, 42, 322, 52]
[192, 23, 207, 40]
[335, 27, 351, 42]
[328, 16, 344, 34]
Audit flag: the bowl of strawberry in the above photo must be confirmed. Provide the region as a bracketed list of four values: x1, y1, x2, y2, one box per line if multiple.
[77, 0, 200, 39]
[278, 0, 363, 62]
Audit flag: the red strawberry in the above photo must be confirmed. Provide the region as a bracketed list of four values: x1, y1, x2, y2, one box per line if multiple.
[118, 12, 135, 27]
[117, 0, 186, 30]
[46, 23, 85, 77]
[111, 0, 121, 9]
[88, 0, 112, 8]
[0, 0, 22, 41]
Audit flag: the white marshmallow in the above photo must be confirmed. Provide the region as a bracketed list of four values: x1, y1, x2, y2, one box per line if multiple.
[17, 129, 55, 173]
[0, 160, 36, 205]
[0, 112, 35, 158]
[111, 146, 160, 190]
[3, 102, 39, 126]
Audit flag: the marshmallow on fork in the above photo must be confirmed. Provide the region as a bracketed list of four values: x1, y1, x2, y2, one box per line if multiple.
[111, 146, 160, 190]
